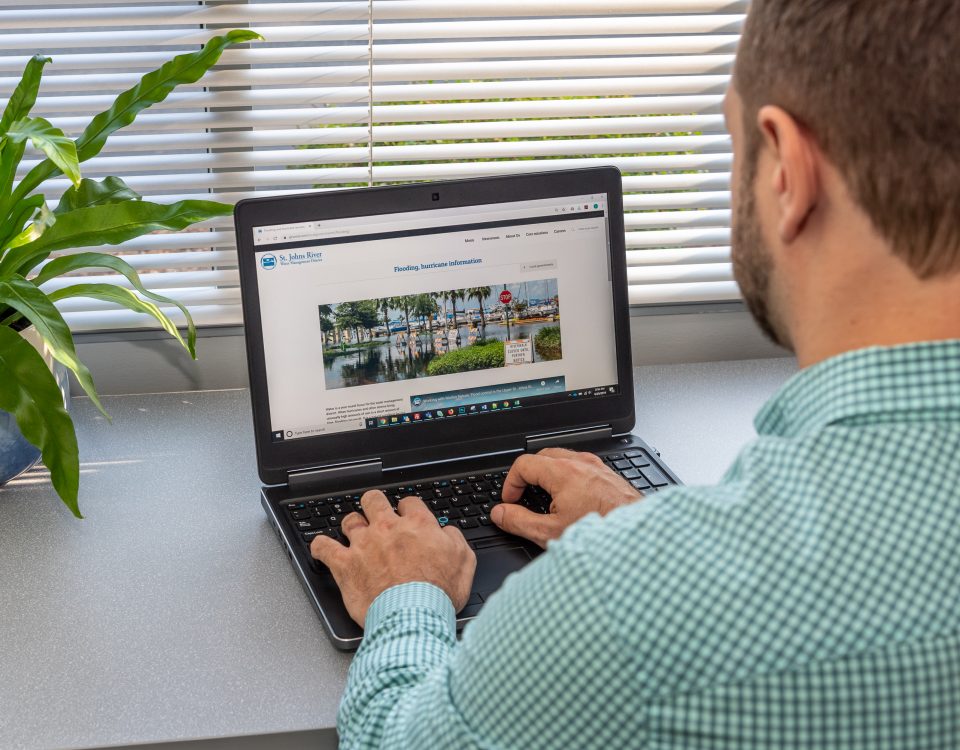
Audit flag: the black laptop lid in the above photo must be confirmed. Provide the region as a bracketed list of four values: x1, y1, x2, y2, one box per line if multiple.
[236, 168, 635, 485]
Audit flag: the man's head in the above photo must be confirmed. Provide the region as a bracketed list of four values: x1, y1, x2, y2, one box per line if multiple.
[726, 0, 960, 360]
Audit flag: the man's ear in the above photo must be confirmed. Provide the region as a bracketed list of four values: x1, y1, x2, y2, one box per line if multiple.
[756, 105, 820, 244]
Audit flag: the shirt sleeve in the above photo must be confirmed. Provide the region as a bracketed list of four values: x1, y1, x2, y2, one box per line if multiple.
[336, 517, 648, 749]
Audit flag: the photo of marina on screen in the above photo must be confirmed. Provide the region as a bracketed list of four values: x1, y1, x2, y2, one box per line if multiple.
[319, 278, 562, 390]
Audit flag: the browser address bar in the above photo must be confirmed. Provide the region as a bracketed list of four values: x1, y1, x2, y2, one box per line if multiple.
[253, 195, 605, 246]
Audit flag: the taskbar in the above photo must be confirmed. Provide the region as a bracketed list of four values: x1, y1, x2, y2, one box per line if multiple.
[364, 384, 619, 430]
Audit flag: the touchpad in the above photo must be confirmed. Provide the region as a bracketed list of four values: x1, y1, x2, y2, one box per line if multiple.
[474, 545, 533, 600]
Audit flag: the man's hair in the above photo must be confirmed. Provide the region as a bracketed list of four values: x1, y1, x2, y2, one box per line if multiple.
[735, 1, 960, 278]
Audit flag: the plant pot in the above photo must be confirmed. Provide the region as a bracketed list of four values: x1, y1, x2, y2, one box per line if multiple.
[0, 327, 70, 487]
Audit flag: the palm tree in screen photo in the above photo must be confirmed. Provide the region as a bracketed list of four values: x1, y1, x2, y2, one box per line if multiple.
[468, 286, 492, 330]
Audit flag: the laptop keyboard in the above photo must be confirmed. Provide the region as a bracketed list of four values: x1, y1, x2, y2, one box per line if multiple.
[282, 448, 672, 553]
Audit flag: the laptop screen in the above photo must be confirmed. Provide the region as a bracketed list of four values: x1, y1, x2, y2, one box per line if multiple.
[251, 192, 620, 444]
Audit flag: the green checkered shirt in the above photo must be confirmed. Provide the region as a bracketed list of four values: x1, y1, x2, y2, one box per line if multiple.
[339, 341, 960, 749]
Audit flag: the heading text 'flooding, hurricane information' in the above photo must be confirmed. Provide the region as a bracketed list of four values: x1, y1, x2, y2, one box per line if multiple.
[394, 258, 483, 274]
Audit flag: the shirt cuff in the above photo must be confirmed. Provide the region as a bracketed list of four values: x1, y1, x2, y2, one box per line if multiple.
[364, 582, 457, 635]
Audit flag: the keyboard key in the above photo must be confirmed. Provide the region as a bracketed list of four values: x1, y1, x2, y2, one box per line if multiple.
[457, 517, 479, 529]
[630, 457, 651, 468]
[302, 529, 326, 543]
[313, 504, 331, 517]
[463, 505, 481, 517]
[290, 510, 312, 520]
[630, 479, 652, 491]
[429, 498, 451, 511]
[612, 459, 632, 471]
[435, 487, 454, 498]
[296, 519, 324, 531]
[606, 453, 625, 462]
[452, 496, 471, 508]
[620, 468, 642, 480]
[320, 528, 344, 542]
[624, 449, 643, 458]
[641, 466, 670, 487]
[478, 515, 492, 526]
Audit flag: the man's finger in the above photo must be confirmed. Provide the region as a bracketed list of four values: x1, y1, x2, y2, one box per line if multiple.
[539, 447, 605, 468]
[502, 453, 561, 502]
[491, 502, 560, 548]
[361, 490, 394, 522]
[340, 511, 368, 540]
[310, 534, 348, 568]
[537, 447, 577, 460]
[397, 495, 433, 520]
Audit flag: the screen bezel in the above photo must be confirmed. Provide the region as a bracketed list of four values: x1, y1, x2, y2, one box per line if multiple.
[235, 167, 636, 485]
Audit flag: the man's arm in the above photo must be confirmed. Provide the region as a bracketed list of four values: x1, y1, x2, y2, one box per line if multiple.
[337, 520, 647, 749]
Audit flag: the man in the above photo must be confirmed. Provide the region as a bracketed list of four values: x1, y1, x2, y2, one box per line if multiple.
[312, 2, 960, 746]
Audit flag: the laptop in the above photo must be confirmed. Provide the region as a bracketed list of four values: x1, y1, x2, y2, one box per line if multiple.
[235, 167, 682, 650]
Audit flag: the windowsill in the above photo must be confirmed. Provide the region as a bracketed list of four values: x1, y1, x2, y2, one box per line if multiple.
[71, 304, 790, 396]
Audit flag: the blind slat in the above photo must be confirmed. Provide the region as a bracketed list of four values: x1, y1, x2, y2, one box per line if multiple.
[3, 1, 748, 27]
[16, 56, 735, 94]
[15, 76, 730, 115]
[3, 17, 745, 51]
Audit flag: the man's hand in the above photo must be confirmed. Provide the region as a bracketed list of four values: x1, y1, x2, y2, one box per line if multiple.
[311, 492, 477, 627]
[492, 448, 643, 548]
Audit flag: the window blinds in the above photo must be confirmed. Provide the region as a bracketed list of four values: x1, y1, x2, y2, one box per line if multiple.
[2, 0, 743, 332]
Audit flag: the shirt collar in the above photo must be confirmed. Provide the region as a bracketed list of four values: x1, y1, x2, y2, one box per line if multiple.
[755, 340, 960, 438]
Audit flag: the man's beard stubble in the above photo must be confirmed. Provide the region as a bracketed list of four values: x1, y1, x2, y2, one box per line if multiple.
[731, 152, 791, 350]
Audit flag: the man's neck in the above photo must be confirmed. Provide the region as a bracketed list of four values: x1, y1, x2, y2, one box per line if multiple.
[791, 269, 960, 369]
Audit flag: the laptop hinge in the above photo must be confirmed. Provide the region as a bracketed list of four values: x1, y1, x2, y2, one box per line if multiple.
[525, 426, 613, 453]
[287, 459, 383, 493]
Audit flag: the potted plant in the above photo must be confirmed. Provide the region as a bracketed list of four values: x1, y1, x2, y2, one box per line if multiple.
[0, 29, 261, 518]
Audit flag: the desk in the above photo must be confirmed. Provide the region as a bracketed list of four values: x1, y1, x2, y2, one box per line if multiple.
[0, 357, 796, 750]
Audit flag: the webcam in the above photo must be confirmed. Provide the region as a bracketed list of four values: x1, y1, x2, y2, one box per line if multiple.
[431, 192, 440, 201]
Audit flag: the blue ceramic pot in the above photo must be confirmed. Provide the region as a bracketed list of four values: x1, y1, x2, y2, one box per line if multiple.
[0, 329, 70, 488]
[0, 409, 41, 485]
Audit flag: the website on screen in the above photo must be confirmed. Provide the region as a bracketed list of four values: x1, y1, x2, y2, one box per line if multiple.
[253, 194, 620, 441]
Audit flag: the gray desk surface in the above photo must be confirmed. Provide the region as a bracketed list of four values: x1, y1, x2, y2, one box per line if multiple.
[0, 357, 796, 750]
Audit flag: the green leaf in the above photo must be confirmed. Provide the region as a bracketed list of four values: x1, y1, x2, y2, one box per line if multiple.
[5, 201, 54, 255]
[0, 325, 81, 518]
[11, 30, 261, 204]
[54, 176, 141, 215]
[0, 198, 233, 280]
[48, 283, 193, 356]
[0, 56, 50, 215]
[35, 253, 196, 357]
[0, 275, 107, 417]
[0, 194, 44, 252]
[6, 117, 80, 187]
[0, 54, 50, 135]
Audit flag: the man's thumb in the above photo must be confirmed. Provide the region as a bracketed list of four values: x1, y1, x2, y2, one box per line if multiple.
[491, 503, 553, 547]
